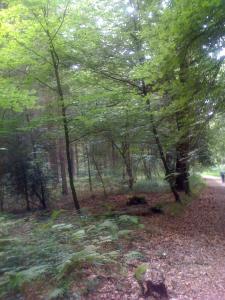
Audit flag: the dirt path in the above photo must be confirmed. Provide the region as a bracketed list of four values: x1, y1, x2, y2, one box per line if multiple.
[88, 178, 225, 300]
[143, 177, 225, 300]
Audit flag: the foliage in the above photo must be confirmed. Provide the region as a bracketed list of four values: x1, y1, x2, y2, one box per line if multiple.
[0, 0, 225, 209]
[134, 263, 148, 282]
[0, 1, 225, 298]
[0, 212, 142, 298]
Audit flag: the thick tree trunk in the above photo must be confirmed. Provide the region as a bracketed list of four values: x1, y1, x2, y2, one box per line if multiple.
[174, 60, 191, 195]
[175, 111, 190, 195]
[175, 144, 190, 195]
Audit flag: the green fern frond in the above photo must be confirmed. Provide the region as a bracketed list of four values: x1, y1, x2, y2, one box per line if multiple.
[48, 287, 66, 299]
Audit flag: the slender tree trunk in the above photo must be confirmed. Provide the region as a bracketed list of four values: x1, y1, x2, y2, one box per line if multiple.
[122, 141, 134, 191]
[58, 140, 68, 195]
[111, 139, 134, 190]
[124, 156, 134, 190]
[48, 140, 59, 183]
[139, 76, 181, 202]
[49, 47, 80, 212]
[150, 113, 181, 202]
[122, 165, 126, 180]
[85, 144, 93, 194]
[126, 163, 134, 190]
[128, 3, 180, 201]
[0, 186, 4, 212]
[143, 156, 152, 180]
[40, 181, 47, 209]
[74, 143, 79, 177]
[112, 141, 116, 169]
[26, 113, 48, 209]
[23, 171, 30, 211]
[92, 154, 107, 198]
[70, 145, 75, 177]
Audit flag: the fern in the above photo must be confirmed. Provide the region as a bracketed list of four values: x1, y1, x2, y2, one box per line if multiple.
[48, 287, 67, 299]
[134, 264, 148, 281]
[4, 265, 49, 293]
[0, 212, 141, 298]
[118, 215, 139, 225]
[125, 251, 144, 261]
[52, 223, 73, 231]
[98, 219, 119, 233]
[72, 229, 86, 240]
[50, 210, 63, 222]
[117, 230, 132, 237]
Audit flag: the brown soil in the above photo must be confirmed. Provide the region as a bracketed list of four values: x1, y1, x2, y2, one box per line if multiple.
[84, 178, 225, 300]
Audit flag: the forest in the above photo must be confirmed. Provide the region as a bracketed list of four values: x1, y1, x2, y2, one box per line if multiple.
[0, 0, 225, 299]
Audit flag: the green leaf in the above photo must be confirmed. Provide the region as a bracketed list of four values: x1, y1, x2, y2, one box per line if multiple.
[134, 264, 148, 281]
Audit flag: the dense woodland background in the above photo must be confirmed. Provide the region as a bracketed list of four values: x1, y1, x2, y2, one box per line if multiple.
[1, 0, 225, 299]
[1, 0, 225, 212]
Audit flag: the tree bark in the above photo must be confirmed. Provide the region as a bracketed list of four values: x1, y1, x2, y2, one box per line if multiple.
[175, 111, 190, 195]
[175, 143, 190, 195]
[48, 140, 59, 183]
[58, 139, 68, 195]
[92, 154, 107, 198]
[150, 114, 181, 202]
[122, 142, 134, 190]
[26, 113, 48, 209]
[70, 145, 75, 177]
[112, 141, 116, 169]
[85, 144, 93, 194]
[23, 169, 30, 211]
[0, 186, 4, 212]
[74, 143, 79, 177]
[49, 46, 80, 212]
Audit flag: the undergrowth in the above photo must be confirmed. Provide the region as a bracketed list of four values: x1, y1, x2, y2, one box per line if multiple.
[154, 174, 206, 216]
[0, 211, 143, 299]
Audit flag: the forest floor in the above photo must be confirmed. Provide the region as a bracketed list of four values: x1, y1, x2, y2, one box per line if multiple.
[85, 177, 225, 300]
[2, 177, 225, 300]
